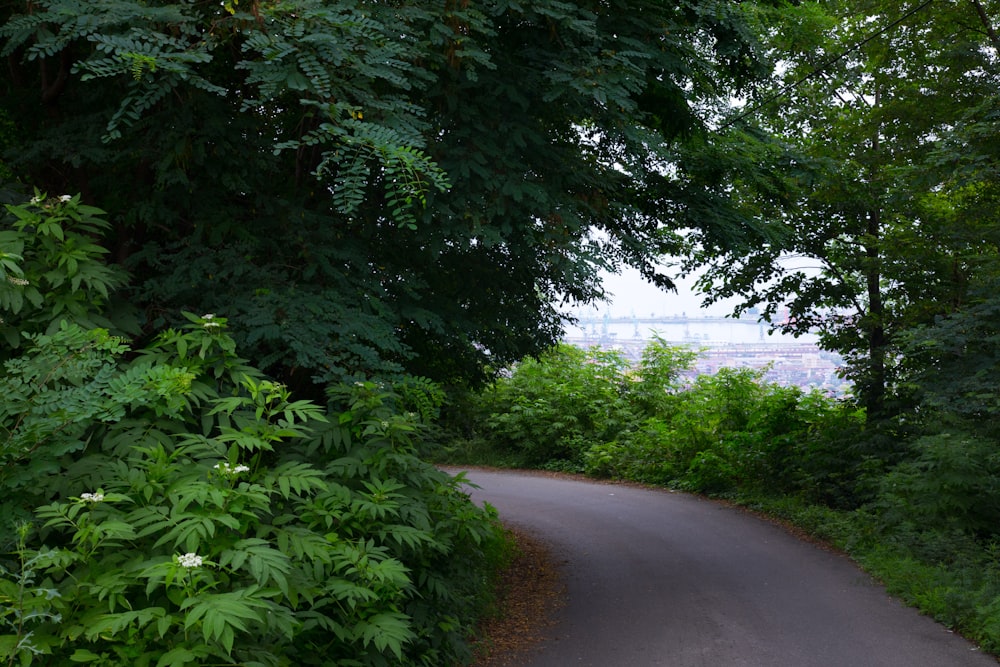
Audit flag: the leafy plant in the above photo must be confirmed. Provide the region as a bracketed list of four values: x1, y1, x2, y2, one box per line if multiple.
[0, 318, 506, 666]
[0, 522, 63, 666]
[0, 323, 195, 525]
[878, 430, 1000, 538]
[0, 199, 507, 666]
[478, 344, 633, 467]
[0, 192, 129, 351]
[1, 0, 772, 389]
[630, 336, 699, 419]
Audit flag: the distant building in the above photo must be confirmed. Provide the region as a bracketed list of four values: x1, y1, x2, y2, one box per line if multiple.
[562, 311, 847, 393]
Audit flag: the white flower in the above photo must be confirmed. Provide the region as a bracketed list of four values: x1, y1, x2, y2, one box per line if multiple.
[58, 195, 72, 203]
[80, 492, 104, 503]
[201, 313, 221, 329]
[380, 420, 390, 430]
[214, 462, 250, 476]
[7, 276, 29, 286]
[29, 194, 44, 205]
[177, 552, 203, 569]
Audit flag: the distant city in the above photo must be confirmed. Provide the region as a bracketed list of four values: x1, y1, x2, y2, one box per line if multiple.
[562, 309, 848, 394]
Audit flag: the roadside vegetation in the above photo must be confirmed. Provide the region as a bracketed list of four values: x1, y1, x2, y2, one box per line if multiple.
[0, 195, 510, 666]
[438, 341, 1000, 657]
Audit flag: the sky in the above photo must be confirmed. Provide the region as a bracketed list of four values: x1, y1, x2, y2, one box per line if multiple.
[569, 266, 741, 319]
[566, 264, 824, 346]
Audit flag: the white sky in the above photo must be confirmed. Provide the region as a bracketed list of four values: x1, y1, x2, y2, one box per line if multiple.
[571, 267, 741, 319]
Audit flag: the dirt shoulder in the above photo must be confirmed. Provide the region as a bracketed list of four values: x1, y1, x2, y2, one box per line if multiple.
[469, 525, 565, 667]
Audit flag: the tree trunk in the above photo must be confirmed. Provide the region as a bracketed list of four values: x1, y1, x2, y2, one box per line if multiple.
[864, 205, 887, 419]
[863, 87, 887, 420]
[969, 0, 1000, 54]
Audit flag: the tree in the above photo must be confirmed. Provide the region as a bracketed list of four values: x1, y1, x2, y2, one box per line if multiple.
[0, 0, 771, 391]
[682, 0, 1000, 420]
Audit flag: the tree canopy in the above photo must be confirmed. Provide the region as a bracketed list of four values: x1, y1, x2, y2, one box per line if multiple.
[681, 0, 1000, 421]
[0, 0, 771, 390]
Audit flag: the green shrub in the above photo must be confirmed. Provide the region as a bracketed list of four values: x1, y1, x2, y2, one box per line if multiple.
[478, 344, 633, 467]
[630, 337, 699, 419]
[584, 417, 676, 483]
[0, 318, 505, 666]
[469, 342, 855, 498]
[658, 367, 769, 492]
[0, 191, 130, 351]
[781, 393, 869, 507]
[877, 430, 1000, 538]
[682, 449, 739, 494]
[659, 368, 857, 497]
[0, 194, 506, 666]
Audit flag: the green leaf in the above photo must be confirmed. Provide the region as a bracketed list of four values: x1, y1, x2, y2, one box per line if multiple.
[181, 589, 269, 654]
[355, 611, 415, 661]
[69, 649, 103, 662]
[155, 646, 199, 667]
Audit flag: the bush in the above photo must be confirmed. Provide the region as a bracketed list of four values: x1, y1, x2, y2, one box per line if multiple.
[0, 319, 506, 667]
[0, 192, 130, 351]
[478, 344, 633, 467]
[468, 341, 855, 498]
[0, 194, 506, 666]
[630, 336, 699, 419]
[877, 429, 1000, 538]
[584, 417, 675, 483]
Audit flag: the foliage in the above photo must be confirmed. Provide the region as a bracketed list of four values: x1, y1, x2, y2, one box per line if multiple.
[878, 430, 1000, 538]
[629, 335, 699, 419]
[628, 367, 842, 495]
[583, 417, 675, 483]
[0, 204, 507, 666]
[477, 344, 633, 468]
[0, 0, 772, 389]
[457, 340, 855, 498]
[0, 319, 506, 666]
[899, 273, 1000, 436]
[683, 0, 1000, 419]
[0, 323, 193, 523]
[0, 192, 130, 351]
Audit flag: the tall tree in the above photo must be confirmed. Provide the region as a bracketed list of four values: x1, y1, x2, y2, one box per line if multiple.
[683, 0, 1000, 419]
[0, 0, 770, 390]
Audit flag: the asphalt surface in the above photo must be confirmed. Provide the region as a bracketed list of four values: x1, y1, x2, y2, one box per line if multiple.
[451, 468, 998, 667]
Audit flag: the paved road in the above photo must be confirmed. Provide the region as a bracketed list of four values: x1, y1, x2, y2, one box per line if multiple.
[451, 469, 998, 667]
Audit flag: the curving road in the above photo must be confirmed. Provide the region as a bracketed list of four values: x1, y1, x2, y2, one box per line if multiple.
[451, 468, 998, 667]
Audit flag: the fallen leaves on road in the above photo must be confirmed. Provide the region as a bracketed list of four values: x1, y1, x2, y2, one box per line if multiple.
[470, 524, 566, 667]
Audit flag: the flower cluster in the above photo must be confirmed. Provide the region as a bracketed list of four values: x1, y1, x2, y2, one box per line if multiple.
[6, 276, 29, 286]
[214, 462, 250, 476]
[29, 193, 72, 207]
[79, 492, 104, 503]
[176, 552, 203, 569]
[201, 313, 222, 329]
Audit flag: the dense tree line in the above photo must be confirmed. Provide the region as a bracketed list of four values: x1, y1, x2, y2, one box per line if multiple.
[686, 0, 1000, 431]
